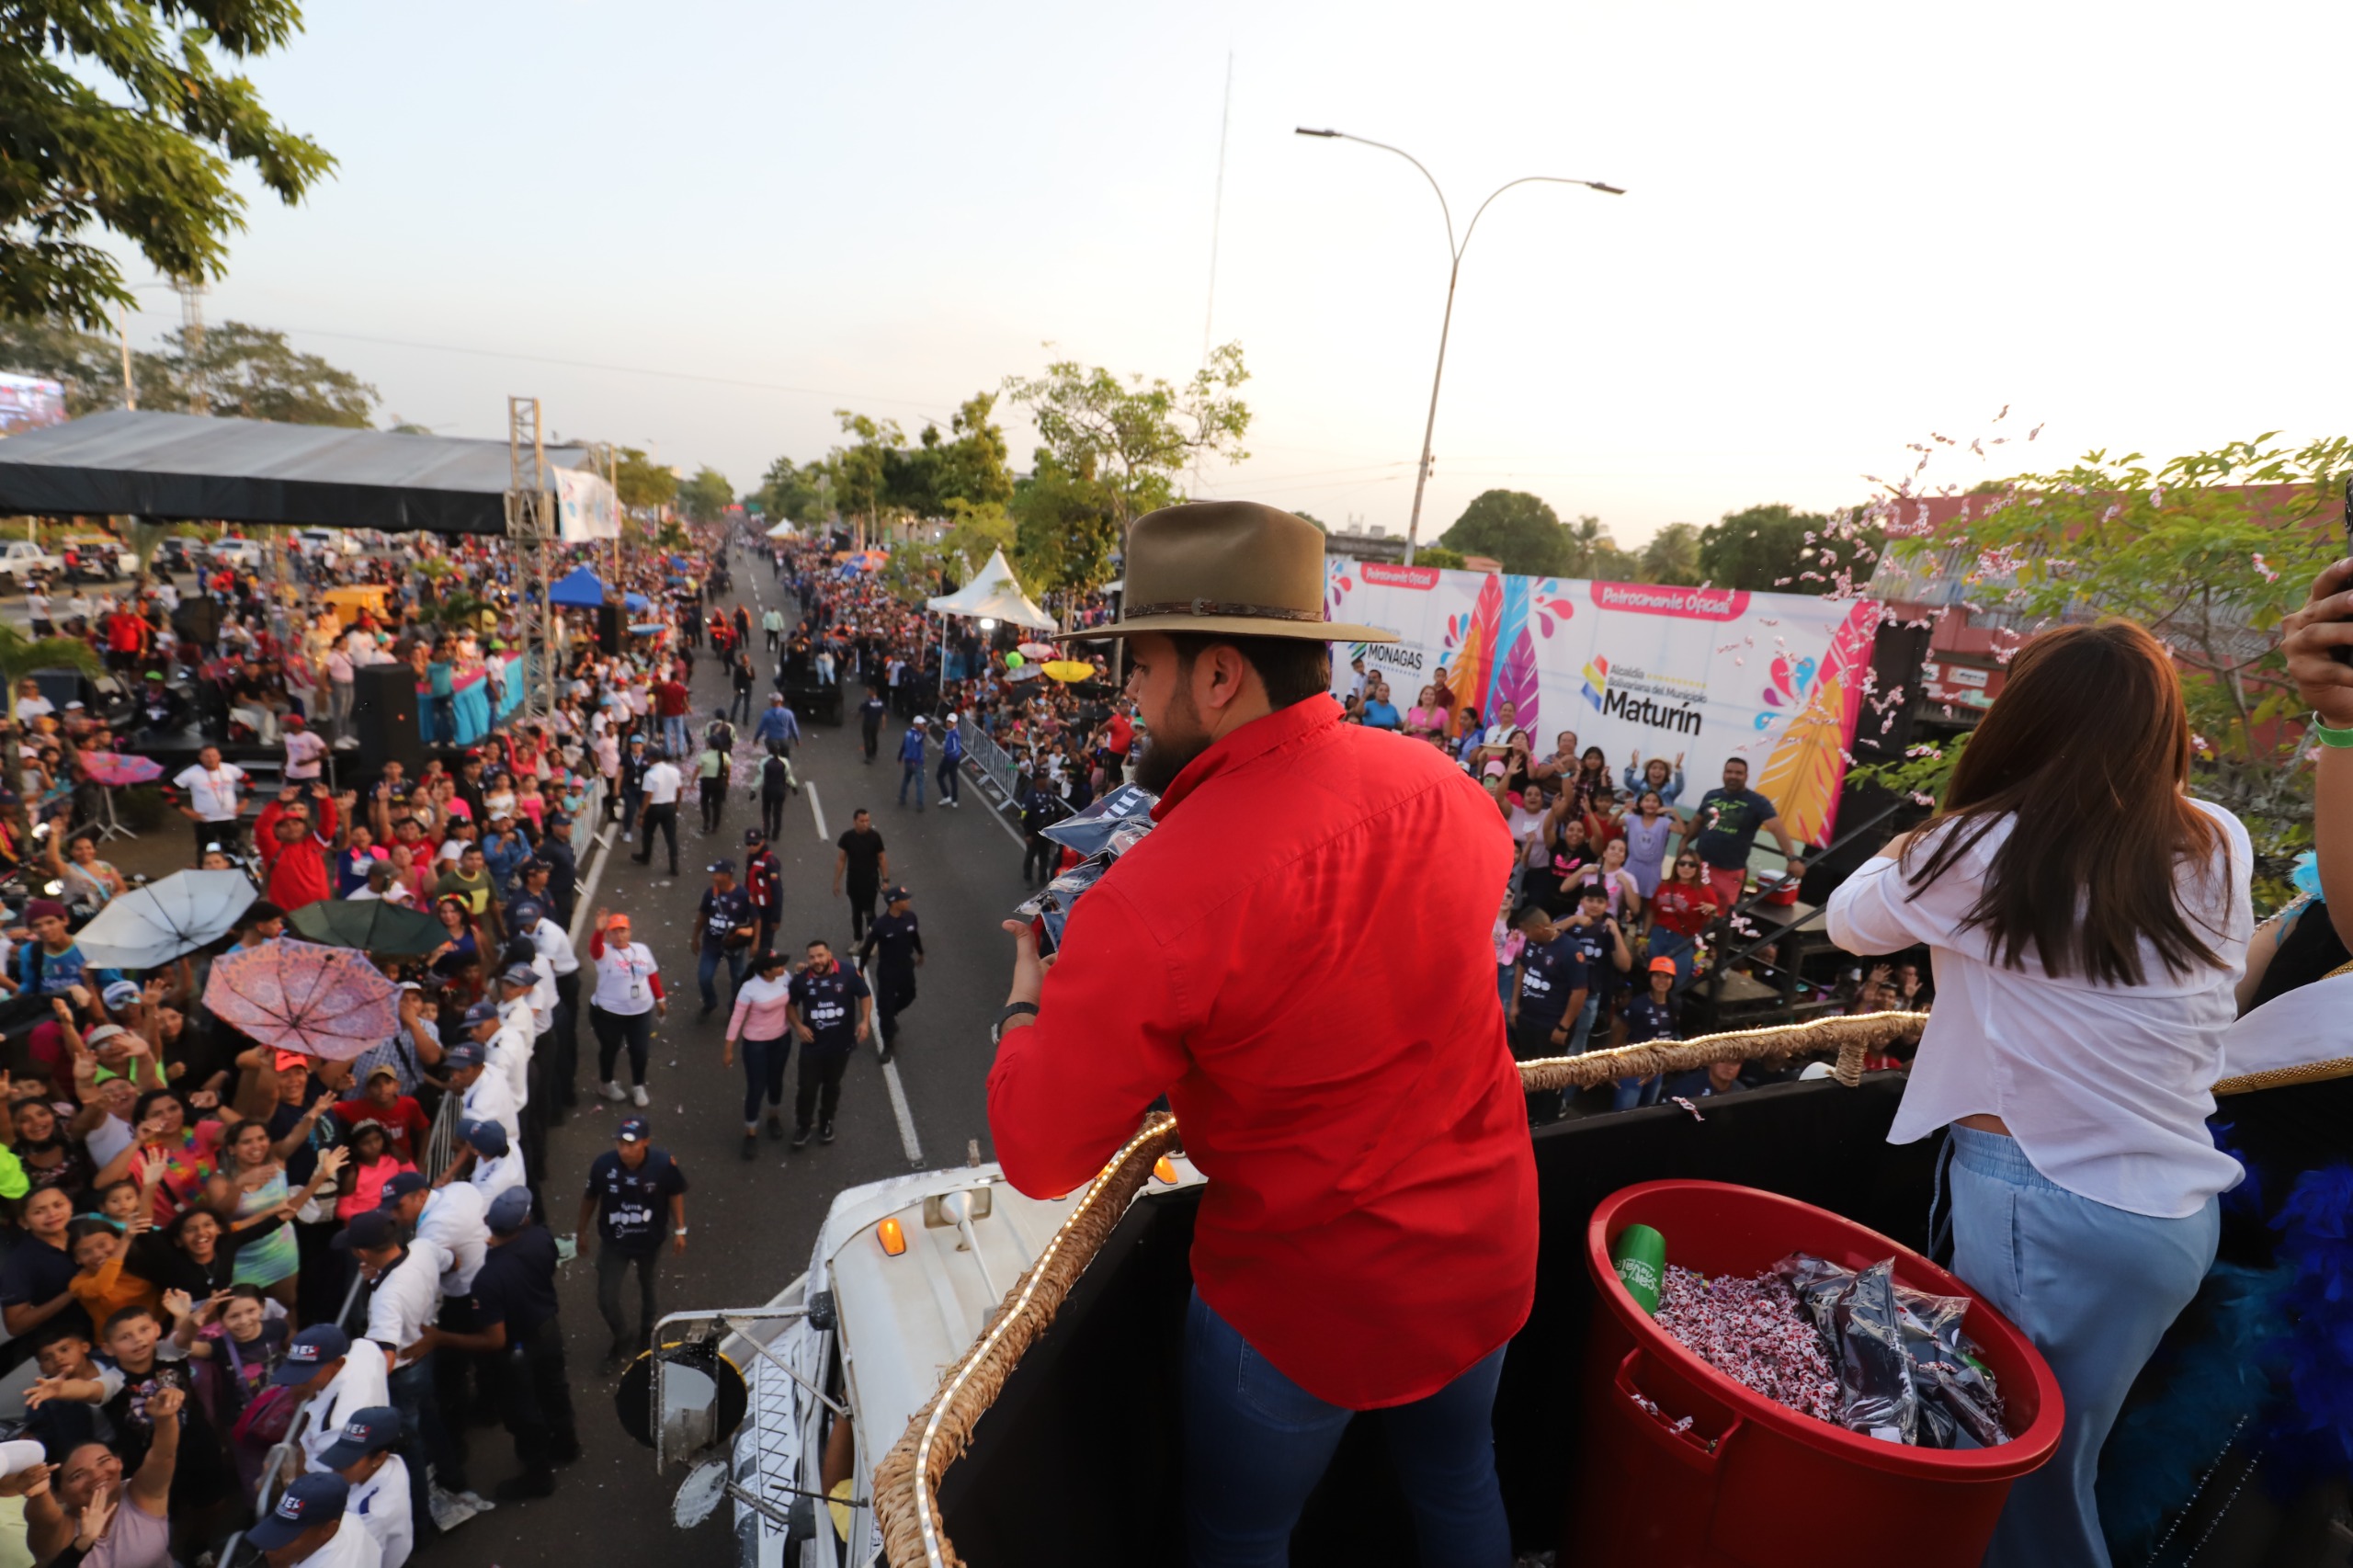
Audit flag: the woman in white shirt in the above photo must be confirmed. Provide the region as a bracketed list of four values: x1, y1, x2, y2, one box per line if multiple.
[1826, 621, 2245, 1568]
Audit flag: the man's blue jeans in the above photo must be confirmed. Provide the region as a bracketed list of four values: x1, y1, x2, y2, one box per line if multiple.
[1182, 1287, 1511, 1568]
[698, 944, 746, 1014]
[898, 760, 924, 806]
[663, 715, 689, 756]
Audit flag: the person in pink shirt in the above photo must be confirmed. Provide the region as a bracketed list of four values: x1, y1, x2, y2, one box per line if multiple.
[722, 949, 795, 1158]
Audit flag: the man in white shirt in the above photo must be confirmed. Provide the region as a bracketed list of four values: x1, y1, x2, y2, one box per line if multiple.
[173, 743, 249, 859]
[446, 1037, 523, 1149]
[278, 1324, 393, 1471]
[458, 1117, 529, 1206]
[242, 1471, 382, 1568]
[631, 749, 684, 876]
[381, 1170, 489, 1295]
[22, 591, 51, 636]
[318, 1406, 414, 1568]
[284, 714, 326, 782]
[327, 646, 358, 750]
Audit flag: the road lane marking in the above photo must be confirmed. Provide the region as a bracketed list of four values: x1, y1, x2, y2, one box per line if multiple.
[808, 781, 828, 841]
[862, 961, 926, 1170]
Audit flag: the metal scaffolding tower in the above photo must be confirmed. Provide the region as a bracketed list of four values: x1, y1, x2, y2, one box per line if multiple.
[504, 396, 559, 725]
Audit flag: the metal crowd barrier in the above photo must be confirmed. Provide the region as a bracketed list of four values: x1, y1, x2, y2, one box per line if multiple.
[955, 724, 1024, 809]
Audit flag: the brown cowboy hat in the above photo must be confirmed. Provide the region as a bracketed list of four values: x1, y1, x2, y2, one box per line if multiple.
[1058, 501, 1398, 644]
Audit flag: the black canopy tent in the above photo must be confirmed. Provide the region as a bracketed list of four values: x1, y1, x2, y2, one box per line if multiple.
[0, 408, 596, 535]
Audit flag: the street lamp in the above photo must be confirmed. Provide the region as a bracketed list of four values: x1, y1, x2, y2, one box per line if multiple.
[1296, 128, 1622, 565]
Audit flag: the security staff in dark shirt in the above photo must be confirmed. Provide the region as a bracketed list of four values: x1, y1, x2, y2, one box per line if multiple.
[1017, 770, 1067, 888]
[858, 688, 887, 764]
[539, 813, 579, 926]
[786, 939, 870, 1149]
[1506, 905, 1583, 1126]
[619, 734, 654, 840]
[696, 860, 756, 1020]
[426, 1185, 578, 1501]
[743, 828, 784, 954]
[1612, 955, 1683, 1113]
[855, 886, 925, 1062]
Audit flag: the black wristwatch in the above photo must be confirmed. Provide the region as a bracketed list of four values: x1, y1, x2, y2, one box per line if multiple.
[991, 1001, 1039, 1045]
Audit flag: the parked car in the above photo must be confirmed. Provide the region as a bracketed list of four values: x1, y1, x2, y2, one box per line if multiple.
[155, 536, 204, 574]
[294, 528, 361, 559]
[0, 540, 63, 584]
[58, 532, 136, 583]
[208, 538, 265, 571]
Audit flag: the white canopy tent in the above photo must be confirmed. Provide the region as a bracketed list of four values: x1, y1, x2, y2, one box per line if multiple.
[764, 519, 800, 539]
[926, 548, 1055, 631]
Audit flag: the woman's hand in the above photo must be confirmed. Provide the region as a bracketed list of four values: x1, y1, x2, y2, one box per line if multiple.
[2280, 558, 2353, 727]
[313, 1145, 350, 1182]
[72, 1488, 114, 1551]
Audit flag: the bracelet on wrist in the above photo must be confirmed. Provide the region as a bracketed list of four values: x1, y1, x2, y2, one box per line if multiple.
[2311, 712, 2353, 749]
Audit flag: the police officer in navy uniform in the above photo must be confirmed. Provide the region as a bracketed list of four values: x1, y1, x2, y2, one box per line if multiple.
[420, 1186, 578, 1501]
[784, 938, 871, 1148]
[855, 886, 924, 1062]
[572, 1117, 688, 1370]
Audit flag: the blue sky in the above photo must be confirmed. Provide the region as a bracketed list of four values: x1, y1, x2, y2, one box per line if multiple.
[109, 0, 2353, 543]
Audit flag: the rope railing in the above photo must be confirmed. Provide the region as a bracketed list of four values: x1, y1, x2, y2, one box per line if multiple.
[868, 1012, 1928, 1568]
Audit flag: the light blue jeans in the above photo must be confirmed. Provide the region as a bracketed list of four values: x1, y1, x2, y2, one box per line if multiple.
[1183, 1288, 1510, 1568]
[1942, 1125, 2218, 1568]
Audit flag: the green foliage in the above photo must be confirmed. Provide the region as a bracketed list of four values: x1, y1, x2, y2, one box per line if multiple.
[676, 466, 734, 525]
[612, 448, 676, 513]
[882, 392, 1015, 521]
[828, 411, 902, 536]
[1291, 510, 1329, 533]
[1438, 490, 1572, 575]
[1003, 340, 1253, 523]
[940, 497, 1018, 580]
[1414, 545, 1465, 569]
[0, 317, 127, 414]
[1848, 732, 1968, 810]
[149, 321, 373, 425]
[753, 455, 831, 525]
[1886, 434, 2353, 840]
[1638, 522, 1704, 585]
[0, 626, 100, 685]
[1699, 503, 1882, 594]
[0, 1, 335, 331]
[1562, 514, 1639, 582]
[1010, 450, 1122, 595]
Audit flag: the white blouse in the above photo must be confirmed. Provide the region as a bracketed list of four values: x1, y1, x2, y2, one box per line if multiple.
[1824, 800, 2250, 1219]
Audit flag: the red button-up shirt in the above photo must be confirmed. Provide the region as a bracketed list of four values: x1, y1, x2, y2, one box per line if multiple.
[987, 697, 1538, 1409]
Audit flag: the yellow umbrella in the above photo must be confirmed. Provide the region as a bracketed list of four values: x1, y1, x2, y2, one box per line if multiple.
[1043, 659, 1094, 683]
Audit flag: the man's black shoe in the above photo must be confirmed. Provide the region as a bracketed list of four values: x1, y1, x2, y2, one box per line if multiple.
[741, 1133, 756, 1161]
[791, 1124, 813, 1149]
[766, 1113, 785, 1141]
[820, 1119, 835, 1144]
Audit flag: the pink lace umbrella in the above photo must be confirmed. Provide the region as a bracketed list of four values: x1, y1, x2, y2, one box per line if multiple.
[81, 753, 164, 787]
[203, 938, 402, 1060]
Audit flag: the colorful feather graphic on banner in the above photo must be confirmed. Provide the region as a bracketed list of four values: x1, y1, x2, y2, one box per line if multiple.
[1755, 600, 1880, 844]
[1446, 573, 1506, 722]
[1495, 625, 1540, 738]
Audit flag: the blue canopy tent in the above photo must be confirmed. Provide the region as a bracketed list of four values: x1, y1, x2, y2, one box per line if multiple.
[624, 591, 652, 612]
[549, 565, 608, 608]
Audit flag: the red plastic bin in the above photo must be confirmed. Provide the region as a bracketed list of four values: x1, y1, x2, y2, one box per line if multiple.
[1572, 1180, 2063, 1568]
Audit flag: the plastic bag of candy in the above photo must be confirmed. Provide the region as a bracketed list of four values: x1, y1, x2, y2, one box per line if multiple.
[1774, 1254, 2010, 1448]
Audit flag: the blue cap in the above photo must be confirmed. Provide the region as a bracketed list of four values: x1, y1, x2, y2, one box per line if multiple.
[315, 1405, 403, 1471]
[332, 1209, 400, 1254]
[497, 963, 538, 990]
[462, 1000, 500, 1027]
[507, 900, 544, 929]
[443, 1041, 486, 1071]
[270, 1324, 352, 1386]
[546, 812, 573, 829]
[486, 1185, 532, 1233]
[744, 827, 767, 846]
[707, 858, 734, 875]
[616, 1116, 649, 1143]
[460, 1118, 509, 1158]
[246, 1472, 351, 1550]
[378, 1170, 429, 1206]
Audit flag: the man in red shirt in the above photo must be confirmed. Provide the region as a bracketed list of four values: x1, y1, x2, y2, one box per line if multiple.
[988, 502, 1535, 1566]
[654, 673, 690, 758]
[257, 787, 347, 913]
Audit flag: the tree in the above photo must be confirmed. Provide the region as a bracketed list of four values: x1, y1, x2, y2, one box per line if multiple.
[1292, 511, 1330, 532]
[142, 322, 374, 425]
[0, 317, 127, 415]
[0, 1, 335, 330]
[1438, 489, 1573, 576]
[828, 411, 904, 545]
[1010, 451, 1123, 596]
[940, 497, 1018, 581]
[1699, 503, 1881, 594]
[885, 392, 1016, 521]
[1415, 545, 1465, 569]
[612, 448, 677, 514]
[1562, 514, 1640, 582]
[753, 456, 831, 524]
[1003, 340, 1253, 522]
[1879, 434, 2353, 892]
[1637, 522, 1703, 585]
[676, 466, 735, 525]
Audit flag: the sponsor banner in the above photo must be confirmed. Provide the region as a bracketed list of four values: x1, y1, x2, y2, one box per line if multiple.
[1326, 558, 1878, 845]
[0, 374, 66, 437]
[552, 464, 620, 541]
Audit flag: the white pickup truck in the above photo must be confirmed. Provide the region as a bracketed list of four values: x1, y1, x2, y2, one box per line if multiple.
[0, 540, 63, 583]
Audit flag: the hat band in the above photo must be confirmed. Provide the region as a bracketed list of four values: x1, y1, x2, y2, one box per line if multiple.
[1126, 598, 1322, 624]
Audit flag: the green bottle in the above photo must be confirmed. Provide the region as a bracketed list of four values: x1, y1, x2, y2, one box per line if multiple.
[1612, 1223, 1666, 1316]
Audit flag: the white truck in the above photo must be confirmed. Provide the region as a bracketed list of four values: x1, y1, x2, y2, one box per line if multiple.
[0, 540, 62, 584]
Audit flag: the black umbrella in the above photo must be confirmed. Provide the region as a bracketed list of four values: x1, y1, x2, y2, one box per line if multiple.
[287, 897, 449, 957]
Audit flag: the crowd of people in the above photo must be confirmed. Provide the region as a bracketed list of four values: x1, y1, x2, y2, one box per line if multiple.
[0, 528, 812, 1566]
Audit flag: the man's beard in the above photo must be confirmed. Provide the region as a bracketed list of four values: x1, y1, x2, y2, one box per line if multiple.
[1133, 690, 1212, 795]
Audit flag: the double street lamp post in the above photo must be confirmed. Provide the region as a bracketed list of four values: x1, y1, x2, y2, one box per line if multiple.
[1296, 129, 1622, 565]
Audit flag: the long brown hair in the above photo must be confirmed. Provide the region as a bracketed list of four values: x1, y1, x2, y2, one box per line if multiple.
[1903, 619, 2223, 984]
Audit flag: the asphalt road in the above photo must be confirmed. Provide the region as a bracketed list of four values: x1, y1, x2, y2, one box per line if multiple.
[439, 548, 1024, 1567]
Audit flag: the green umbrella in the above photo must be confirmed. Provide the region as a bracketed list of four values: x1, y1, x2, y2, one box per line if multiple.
[287, 898, 449, 957]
